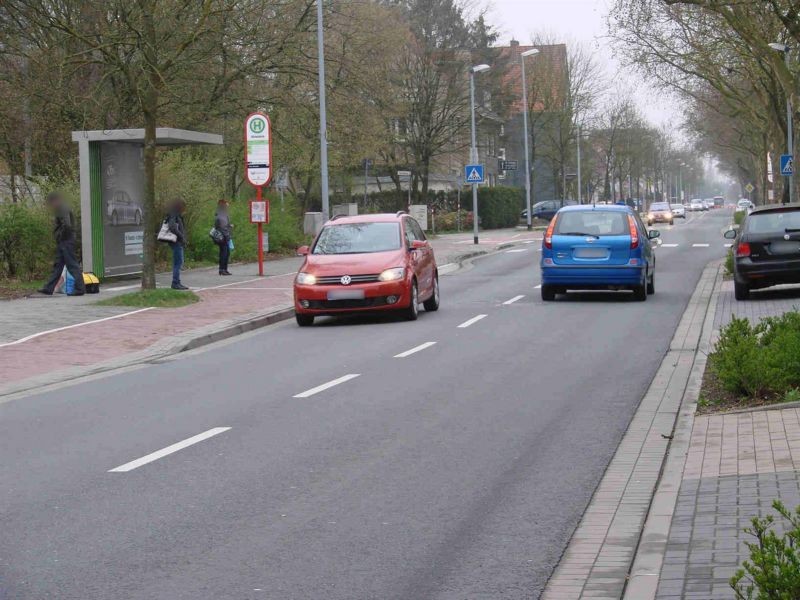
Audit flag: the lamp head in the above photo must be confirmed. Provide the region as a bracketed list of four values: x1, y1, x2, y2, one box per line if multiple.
[470, 64, 490, 74]
[521, 49, 539, 58]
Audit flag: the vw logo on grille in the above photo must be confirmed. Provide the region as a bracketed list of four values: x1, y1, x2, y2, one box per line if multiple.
[340, 275, 352, 285]
[785, 234, 791, 241]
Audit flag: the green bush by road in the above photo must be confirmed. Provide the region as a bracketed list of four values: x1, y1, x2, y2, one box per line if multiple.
[707, 312, 800, 403]
[96, 288, 199, 308]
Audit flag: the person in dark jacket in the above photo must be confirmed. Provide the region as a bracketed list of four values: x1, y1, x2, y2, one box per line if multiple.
[166, 199, 189, 290]
[214, 199, 234, 276]
[39, 192, 86, 296]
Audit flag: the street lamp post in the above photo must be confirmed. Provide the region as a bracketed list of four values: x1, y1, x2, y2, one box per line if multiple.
[770, 43, 794, 205]
[470, 63, 490, 245]
[520, 49, 538, 229]
[316, 0, 330, 222]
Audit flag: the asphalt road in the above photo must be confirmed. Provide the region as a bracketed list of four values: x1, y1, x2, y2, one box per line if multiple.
[0, 209, 731, 600]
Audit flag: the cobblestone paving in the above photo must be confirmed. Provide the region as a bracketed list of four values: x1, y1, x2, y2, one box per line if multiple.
[655, 409, 800, 599]
[714, 279, 800, 329]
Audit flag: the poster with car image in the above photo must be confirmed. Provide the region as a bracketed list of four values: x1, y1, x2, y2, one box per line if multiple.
[101, 142, 145, 276]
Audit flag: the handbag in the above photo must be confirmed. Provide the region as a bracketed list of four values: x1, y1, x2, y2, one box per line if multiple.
[209, 227, 225, 244]
[157, 221, 177, 243]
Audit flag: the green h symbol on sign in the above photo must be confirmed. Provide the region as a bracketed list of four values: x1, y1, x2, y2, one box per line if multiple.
[250, 118, 266, 134]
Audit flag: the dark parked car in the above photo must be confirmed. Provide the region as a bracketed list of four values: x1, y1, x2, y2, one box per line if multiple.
[521, 200, 574, 222]
[724, 204, 800, 300]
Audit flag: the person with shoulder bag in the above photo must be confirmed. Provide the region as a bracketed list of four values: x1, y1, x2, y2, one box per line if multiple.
[164, 199, 189, 290]
[213, 199, 234, 276]
[39, 192, 86, 296]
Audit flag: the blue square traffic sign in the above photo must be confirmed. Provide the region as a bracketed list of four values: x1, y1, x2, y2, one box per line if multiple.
[465, 164, 485, 184]
[780, 154, 794, 176]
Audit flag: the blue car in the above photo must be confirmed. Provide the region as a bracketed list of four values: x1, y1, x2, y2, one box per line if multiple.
[540, 204, 660, 301]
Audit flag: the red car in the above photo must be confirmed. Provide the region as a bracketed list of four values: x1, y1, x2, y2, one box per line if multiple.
[293, 212, 439, 326]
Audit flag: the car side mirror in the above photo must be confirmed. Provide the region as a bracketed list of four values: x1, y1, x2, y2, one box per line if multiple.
[723, 229, 737, 240]
[297, 245, 310, 256]
[648, 230, 661, 239]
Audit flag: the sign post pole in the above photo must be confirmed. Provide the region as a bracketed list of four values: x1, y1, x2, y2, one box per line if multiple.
[244, 112, 272, 276]
[257, 187, 264, 276]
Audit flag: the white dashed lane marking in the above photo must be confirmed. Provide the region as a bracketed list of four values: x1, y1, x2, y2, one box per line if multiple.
[503, 295, 525, 305]
[108, 427, 231, 473]
[394, 342, 437, 358]
[458, 314, 487, 328]
[294, 374, 361, 398]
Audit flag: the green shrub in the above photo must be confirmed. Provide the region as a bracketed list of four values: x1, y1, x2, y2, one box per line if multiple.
[734, 210, 746, 226]
[434, 210, 472, 232]
[477, 186, 524, 229]
[731, 500, 800, 599]
[725, 249, 734, 276]
[710, 312, 800, 398]
[0, 202, 52, 280]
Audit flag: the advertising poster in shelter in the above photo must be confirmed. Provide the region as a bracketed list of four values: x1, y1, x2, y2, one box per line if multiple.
[101, 143, 145, 276]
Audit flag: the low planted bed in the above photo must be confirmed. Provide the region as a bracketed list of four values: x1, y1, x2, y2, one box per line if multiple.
[698, 311, 800, 413]
[96, 288, 200, 309]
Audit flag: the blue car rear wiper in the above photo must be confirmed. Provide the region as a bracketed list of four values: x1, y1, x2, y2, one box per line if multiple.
[560, 231, 599, 238]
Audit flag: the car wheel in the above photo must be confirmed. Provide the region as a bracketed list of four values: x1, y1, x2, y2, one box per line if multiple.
[647, 272, 655, 295]
[669, 220, 674, 226]
[633, 281, 647, 301]
[111, 211, 118, 226]
[422, 275, 439, 312]
[295, 313, 314, 327]
[402, 281, 419, 321]
[541, 284, 556, 301]
[734, 281, 750, 301]
[647, 220, 653, 226]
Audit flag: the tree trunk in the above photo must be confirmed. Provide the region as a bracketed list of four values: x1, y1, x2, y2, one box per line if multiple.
[140, 5, 159, 290]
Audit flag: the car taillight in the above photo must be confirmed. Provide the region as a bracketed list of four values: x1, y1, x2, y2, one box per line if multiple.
[544, 215, 558, 249]
[736, 242, 751, 257]
[628, 215, 639, 249]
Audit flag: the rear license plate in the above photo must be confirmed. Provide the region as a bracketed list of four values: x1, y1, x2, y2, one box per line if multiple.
[573, 247, 608, 259]
[327, 289, 365, 300]
[770, 241, 800, 255]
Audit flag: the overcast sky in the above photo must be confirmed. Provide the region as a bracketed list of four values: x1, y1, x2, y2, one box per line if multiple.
[486, 0, 679, 127]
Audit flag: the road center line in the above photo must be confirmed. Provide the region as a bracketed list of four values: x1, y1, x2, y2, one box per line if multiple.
[534, 284, 542, 289]
[108, 427, 231, 472]
[458, 314, 487, 328]
[692, 243, 710, 247]
[506, 249, 527, 253]
[661, 243, 679, 248]
[503, 295, 525, 305]
[394, 341, 437, 358]
[294, 374, 361, 398]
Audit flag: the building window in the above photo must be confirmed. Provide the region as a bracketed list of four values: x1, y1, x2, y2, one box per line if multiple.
[499, 124, 505, 137]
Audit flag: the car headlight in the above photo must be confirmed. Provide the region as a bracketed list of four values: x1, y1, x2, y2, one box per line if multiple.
[296, 272, 317, 285]
[647, 213, 654, 219]
[378, 267, 405, 282]
[665, 212, 672, 218]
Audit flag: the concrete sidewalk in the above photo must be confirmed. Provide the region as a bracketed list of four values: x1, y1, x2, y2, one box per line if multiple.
[623, 280, 800, 600]
[0, 228, 540, 397]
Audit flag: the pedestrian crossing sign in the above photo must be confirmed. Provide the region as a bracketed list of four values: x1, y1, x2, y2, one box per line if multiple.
[780, 154, 794, 176]
[465, 164, 485, 184]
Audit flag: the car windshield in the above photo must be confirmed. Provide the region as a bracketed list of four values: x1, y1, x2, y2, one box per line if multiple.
[670, 204, 682, 209]
[738, 200, 750, 206]
[555, 211, 628, 236]
[745, 210, 800, 235]
[651, 203, 670, 211]
[313, 222, 401, 255]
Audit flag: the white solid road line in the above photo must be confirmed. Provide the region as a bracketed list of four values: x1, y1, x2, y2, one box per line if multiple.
[294, 374, 361, 398]
[692, 243, 710, 247]
[394, 341, 437, 358]
[503, 295, 525, 305]
[458, 314, 487, 328]
[108, 427, 231, 473]
[0, 307, 155, 349]
[506, 249, 527, 253]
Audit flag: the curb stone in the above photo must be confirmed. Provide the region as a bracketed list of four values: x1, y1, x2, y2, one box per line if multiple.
[540, 260, 721, 600]
[622, 260, 724, 599]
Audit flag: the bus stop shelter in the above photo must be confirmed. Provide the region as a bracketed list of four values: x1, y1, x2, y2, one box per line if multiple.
[72, 128, 223, 277]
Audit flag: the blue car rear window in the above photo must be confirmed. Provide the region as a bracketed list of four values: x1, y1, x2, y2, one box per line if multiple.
[555, 211, 628, 237]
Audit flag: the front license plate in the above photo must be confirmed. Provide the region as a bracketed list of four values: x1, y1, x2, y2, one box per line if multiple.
[573, 247, 608, 259]
[327, 289, 365, 300]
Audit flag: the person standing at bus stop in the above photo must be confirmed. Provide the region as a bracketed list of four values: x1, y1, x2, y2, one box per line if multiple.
[166, 199, 189, 290]
[39, 192, 86, 296]
[214, 199, 233, 276]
